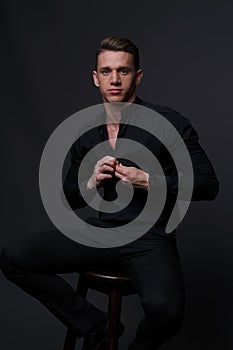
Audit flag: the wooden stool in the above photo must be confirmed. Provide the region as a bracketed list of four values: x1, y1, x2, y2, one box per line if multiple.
[63, 270, 136, 350]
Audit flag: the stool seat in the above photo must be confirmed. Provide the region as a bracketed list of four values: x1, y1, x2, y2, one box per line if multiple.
[63, 270, 136, 350]
[84, 270, 131, 282]
[82, 270, 135, 296]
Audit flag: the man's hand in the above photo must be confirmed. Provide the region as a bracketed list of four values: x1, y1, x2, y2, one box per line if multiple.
[115, 163, 149, 190]
[86, 156, 118, 190]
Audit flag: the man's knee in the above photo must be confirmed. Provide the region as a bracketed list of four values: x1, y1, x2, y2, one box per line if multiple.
[141, 295, 185, 326]
[0, 244, 26, 280]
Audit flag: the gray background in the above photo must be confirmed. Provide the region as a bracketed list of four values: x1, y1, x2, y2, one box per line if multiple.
[1, 0, 232, 349]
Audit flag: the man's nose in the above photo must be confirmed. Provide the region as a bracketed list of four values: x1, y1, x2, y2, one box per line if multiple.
[110, 70, 121, 84]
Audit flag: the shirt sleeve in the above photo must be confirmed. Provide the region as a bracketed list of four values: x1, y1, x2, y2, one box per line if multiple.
[63, 138, 96, 210]
[149, 108, 219, 201]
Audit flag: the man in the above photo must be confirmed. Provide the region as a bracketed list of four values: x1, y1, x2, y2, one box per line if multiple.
[0, 36, 219, 349]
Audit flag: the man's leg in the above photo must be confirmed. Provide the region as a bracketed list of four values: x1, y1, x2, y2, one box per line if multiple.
[118, 233, 185, 350]
[0, 229, 112, 337]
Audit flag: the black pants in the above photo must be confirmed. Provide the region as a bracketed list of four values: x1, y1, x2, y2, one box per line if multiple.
[0, 229, 185, 349]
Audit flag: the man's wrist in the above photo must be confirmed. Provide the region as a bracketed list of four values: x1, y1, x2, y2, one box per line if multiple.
[86, 177, 95, 191]
[144, 171, 150, 190]
[148, 174, 157, 190]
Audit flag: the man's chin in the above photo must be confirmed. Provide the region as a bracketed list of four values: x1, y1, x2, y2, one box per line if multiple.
[104, 94, 134, 104]
[106, 96, 125, 103]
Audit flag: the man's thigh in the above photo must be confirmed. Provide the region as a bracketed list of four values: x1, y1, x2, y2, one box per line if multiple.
[120, 234, 185, 349]
[2, 229, 112, 274]
[118, 233, 185, 304]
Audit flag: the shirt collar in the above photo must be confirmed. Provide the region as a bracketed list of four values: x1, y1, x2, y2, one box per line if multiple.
[98, 96, 143, 126]
[120, 96, 142, 120]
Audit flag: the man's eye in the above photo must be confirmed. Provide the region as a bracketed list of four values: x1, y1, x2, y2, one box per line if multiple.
[101, 70, 110, 75]
[120, 69, 129, 75]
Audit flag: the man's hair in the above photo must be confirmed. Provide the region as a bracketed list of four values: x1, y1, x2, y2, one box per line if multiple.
[95, 36, 140, 71]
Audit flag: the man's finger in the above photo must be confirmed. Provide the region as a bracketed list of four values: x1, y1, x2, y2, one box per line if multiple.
[96, 173, 112, 181]
[115, 164, 128, 175]
[101, 164, 115, 173]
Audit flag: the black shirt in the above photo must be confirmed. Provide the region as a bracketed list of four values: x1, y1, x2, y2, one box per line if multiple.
[63, 97, 219, 235]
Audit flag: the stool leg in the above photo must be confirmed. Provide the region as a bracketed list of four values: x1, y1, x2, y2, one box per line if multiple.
[107, 287, 122, 350]
[63, 329, 78, 350]
[63, 274, 88, 350]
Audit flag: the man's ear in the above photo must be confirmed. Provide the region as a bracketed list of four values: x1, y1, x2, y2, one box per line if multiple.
[92, 70, 100, 87]
[135, 69, 143, 86]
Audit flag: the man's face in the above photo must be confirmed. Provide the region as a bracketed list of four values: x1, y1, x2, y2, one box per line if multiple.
[93, 50, 143, 103]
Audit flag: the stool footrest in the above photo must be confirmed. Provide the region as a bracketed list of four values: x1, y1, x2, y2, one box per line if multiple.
[63, 270, 135, 350]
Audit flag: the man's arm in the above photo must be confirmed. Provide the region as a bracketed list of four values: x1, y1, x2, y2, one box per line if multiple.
[63, 139, 118, 210]
[63, 140, 87, 210]
[114, 109, 219, 201]
[180, 118, 219, 200]
[149, 108, 219, 201]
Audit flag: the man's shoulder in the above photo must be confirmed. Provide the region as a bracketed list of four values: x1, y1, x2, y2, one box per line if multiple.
[136, 98, 191, 128]
[135, 98, 200, 143]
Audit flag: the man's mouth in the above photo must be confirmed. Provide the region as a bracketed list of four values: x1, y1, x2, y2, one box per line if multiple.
[108, 89, 122, 94]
